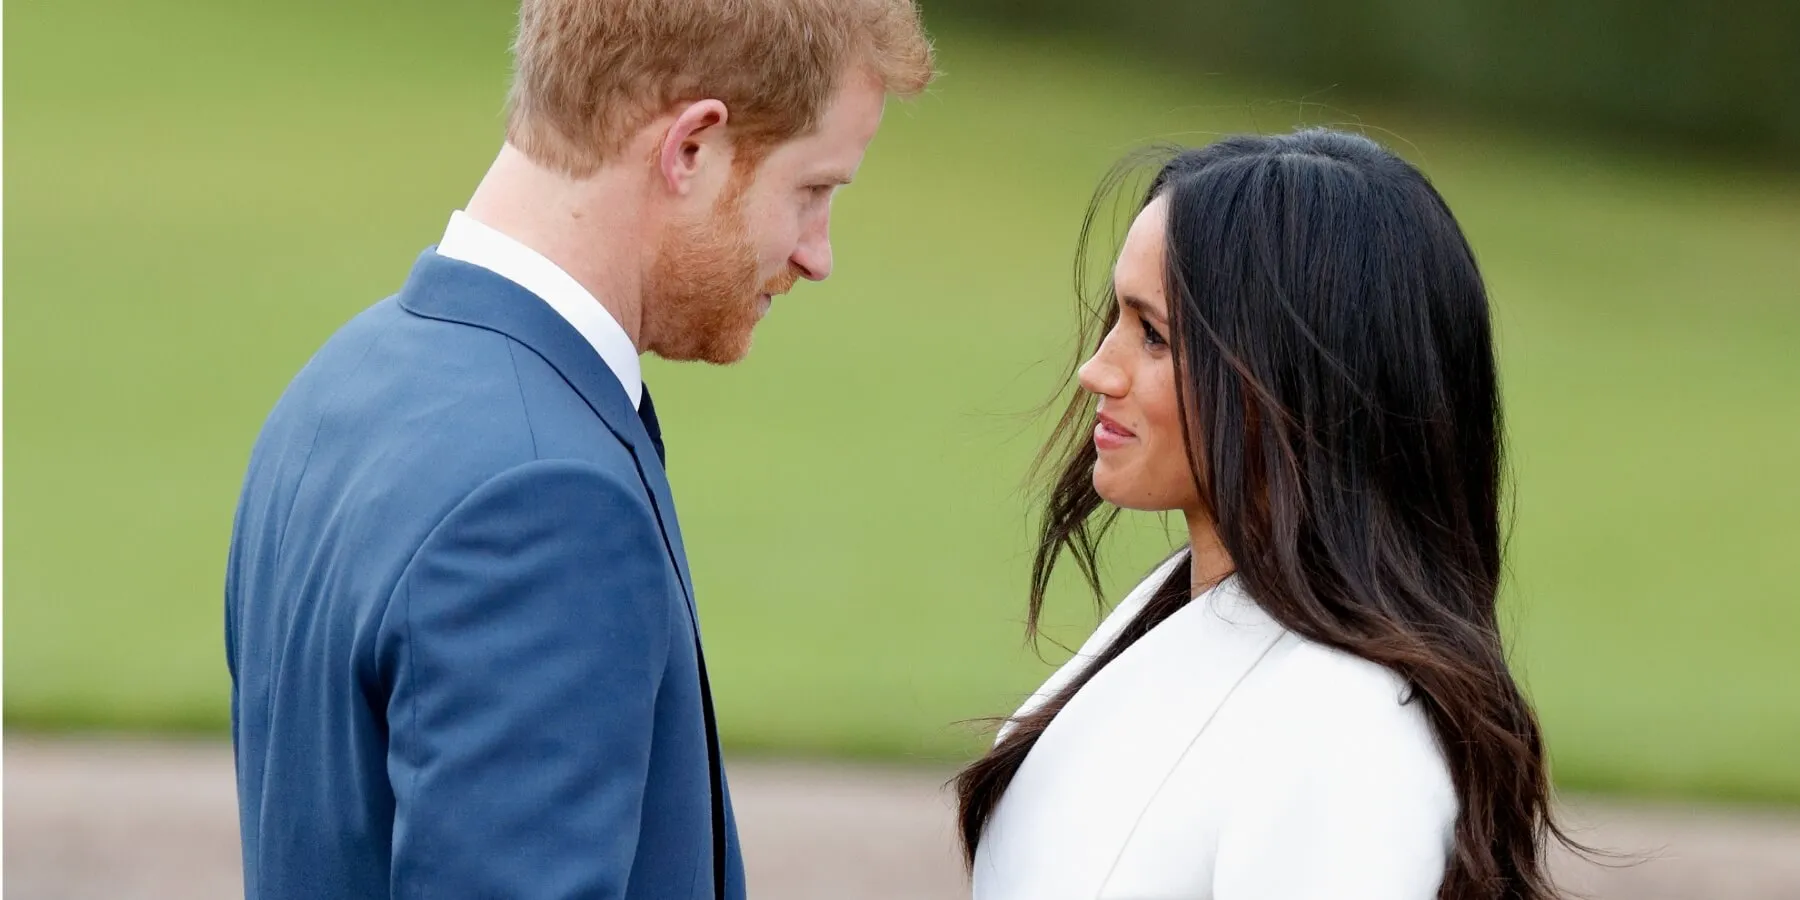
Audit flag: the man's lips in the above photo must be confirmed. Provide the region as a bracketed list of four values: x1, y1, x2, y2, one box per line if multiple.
[761, 267, 802, 297]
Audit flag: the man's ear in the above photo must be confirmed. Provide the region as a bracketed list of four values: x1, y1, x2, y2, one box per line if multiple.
[657, 99, 731, 196]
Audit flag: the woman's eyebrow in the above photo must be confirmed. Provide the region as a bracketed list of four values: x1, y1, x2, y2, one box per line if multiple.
[1119, 294, 1168, 326]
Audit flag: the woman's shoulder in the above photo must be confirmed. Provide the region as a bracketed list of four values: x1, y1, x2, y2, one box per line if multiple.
[1179, 624, 1458, 898]
[1259, 639, 1440, 744]
[1274, 639, 1419, 711]
[1235, 636, 1454, 799]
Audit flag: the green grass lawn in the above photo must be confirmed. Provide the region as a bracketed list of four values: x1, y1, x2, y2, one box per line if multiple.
[7, 1, 1798, 803]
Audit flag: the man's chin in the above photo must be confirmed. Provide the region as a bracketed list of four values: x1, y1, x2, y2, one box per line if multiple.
[698, 337, 754, 366]
[654, 325, 756, 366]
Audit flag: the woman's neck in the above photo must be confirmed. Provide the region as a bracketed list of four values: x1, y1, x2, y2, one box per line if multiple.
[1184, 507, 1235, 594]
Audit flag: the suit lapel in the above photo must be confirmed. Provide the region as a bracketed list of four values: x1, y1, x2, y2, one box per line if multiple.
[395, 250, 699, 616]
[400, 249, 728, 899]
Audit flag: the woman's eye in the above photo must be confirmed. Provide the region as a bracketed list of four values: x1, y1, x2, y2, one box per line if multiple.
[1143, 324, 1167, 347]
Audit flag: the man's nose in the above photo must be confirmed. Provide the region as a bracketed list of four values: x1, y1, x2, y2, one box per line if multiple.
[791, 216, 834, 282]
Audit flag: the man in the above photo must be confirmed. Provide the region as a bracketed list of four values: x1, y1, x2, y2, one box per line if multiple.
[223, 2, 933, 897]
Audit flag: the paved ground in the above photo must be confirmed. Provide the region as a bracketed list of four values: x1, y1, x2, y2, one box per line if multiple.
[7, 737, 1800, 899]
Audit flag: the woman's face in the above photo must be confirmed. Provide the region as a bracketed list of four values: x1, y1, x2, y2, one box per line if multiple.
[1079, 195, 1202, 514]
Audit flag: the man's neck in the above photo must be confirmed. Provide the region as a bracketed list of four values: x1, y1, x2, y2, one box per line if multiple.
[463, 144, 648, 350]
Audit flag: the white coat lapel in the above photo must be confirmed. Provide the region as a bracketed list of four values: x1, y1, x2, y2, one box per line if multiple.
[999, 551, 1188, 742]
[980, 573, 1288, 898]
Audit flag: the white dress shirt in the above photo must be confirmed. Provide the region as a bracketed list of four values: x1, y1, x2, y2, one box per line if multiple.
[435, 210, 642, 409]
[974, 551, 1457, 899]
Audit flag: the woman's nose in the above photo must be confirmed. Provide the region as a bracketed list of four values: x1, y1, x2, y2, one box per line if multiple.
[1078, 350, 1127, 398]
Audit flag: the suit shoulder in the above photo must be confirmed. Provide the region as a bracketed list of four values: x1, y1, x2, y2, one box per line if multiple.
[444, 458, 654, 525]
[390, 460, 673, 637]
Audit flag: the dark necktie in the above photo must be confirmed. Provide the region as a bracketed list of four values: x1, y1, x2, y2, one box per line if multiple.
[638, 383, 724, 895]
[638, 384, 666, 467]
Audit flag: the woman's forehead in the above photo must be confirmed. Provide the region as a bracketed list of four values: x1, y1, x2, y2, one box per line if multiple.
[1114, 198, 1169, 303]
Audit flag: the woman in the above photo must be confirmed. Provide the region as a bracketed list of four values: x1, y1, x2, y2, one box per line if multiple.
[957, 129, 1578, 899]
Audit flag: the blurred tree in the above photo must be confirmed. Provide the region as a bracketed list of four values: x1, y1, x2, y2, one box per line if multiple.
[928, 0, 1800, 157]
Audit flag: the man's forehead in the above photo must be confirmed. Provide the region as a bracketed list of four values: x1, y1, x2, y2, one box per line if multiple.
[809, 78, 886, 152]
[769, 126, 872, 178]
[752, 78, 885, 175]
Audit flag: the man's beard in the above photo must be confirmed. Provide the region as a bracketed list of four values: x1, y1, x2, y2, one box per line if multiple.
[643, 176, 801, 365]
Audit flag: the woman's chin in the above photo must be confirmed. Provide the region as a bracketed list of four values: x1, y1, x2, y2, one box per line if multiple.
[1091, 468, 1140, 511]
[1092, 466, 1187, 514]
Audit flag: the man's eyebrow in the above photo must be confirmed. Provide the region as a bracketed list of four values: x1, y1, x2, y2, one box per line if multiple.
[1120, 293, 1167, 325]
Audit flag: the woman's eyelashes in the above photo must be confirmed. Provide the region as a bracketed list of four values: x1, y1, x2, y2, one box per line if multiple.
[1116, 295, 1168, 350]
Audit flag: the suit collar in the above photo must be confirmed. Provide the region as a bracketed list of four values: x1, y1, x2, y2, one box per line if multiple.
[395, 249, 697, 604]
[398, 249, 655, 470]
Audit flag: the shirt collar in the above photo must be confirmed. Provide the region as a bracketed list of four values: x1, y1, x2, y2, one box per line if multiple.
[435, 210, 642, 409]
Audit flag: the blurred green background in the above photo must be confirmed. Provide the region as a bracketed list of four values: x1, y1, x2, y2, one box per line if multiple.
[6, 0, 1798, 806]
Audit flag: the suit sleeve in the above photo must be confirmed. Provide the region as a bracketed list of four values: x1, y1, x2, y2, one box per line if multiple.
[383, 459, 676, 899]
[1212, 687, 1458, 900]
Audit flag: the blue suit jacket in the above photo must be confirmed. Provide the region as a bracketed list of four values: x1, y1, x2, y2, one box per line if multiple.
[225, 251, 745, 899]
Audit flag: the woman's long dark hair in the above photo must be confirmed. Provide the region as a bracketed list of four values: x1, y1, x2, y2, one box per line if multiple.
[955, 128, 1580, 899]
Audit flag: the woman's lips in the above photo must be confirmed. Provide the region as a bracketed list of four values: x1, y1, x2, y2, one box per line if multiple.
[1094, 412, 1135, 451]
